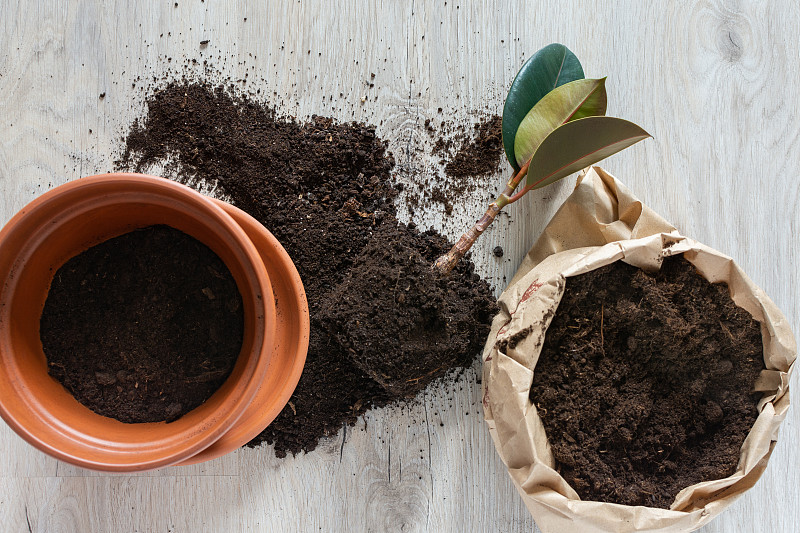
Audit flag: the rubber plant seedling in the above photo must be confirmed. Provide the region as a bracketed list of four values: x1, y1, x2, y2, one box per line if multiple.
[433, 43, 651, 274]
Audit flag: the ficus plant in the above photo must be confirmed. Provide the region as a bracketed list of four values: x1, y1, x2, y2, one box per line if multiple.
[433, 43, 651, 275]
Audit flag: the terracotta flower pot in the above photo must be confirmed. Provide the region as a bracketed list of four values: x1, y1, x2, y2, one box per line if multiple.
[0, 173, 309, 472]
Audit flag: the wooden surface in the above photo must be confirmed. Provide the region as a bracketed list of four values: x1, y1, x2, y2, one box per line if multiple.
[1, 1, 798, 532]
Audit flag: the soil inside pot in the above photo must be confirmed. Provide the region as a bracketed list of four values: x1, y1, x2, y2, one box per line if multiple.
[529, 255, 764, 508]
[117, 82, 496, 456]
[40, 225, 244, 423]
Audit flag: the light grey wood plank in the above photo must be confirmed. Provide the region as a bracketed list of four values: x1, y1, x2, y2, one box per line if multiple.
[0, 423, 59, 479]
[0, 1, 798, 532]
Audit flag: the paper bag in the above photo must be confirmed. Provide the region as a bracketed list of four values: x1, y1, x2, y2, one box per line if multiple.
[482, 167, 795, 533]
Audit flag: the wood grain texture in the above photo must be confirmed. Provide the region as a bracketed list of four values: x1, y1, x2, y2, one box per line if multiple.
[1, 1, 798, 532]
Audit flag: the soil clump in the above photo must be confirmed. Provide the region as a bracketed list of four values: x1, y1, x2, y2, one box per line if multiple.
[320, 220, 494, 398]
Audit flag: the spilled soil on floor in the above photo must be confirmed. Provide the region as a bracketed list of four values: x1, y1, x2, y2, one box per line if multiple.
[118, 82, 495, 456]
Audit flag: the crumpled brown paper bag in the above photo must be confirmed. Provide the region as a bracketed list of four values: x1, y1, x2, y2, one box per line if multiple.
[482, 167, 795, 533]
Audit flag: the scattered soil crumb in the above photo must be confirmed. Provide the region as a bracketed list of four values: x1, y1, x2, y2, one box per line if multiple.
[401, 114, 505, 217]
[442, 115, 503, 179]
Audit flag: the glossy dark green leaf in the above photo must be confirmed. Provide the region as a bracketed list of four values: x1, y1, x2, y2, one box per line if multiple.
[502, 43, 584, 170]
[513, 78, 607, 168]
[525, 116, 651, 189]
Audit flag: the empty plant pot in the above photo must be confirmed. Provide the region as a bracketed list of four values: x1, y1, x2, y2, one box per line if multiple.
[0, 173, 308, 472]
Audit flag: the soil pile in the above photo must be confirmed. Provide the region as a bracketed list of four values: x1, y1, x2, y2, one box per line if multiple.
[41, 225, 244, 423]
[118, 82, 495, 456]
[529, 256, 764, 508]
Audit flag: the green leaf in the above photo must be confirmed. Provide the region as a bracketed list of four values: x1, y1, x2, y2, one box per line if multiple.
[502, 44, 584, 171]
[513, 78, 607, 168]
[525, 116, 651, 189]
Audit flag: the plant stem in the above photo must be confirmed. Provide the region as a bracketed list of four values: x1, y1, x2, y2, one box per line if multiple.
[507, 183, 532, 204]
[432, 161, 529, 276]
[507, 167, 568, 204]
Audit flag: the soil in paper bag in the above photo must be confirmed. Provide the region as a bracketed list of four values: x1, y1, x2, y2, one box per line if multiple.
[529, 255, 764, 508]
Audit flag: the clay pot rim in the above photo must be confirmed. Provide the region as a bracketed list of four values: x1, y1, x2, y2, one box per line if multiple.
[178, 199, 310, 464]
[0, 173, 276, 471]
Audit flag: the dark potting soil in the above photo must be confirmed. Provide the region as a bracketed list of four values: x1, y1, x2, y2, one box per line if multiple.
[40, 225, 244, 423]
[319, 220, 494, 398]
[118, 82, 495, 456]
[529, 256, 764, 508]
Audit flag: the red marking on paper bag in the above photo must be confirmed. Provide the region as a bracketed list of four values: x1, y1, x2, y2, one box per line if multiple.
[498, 278, 545, 336]
[520, 279, 544, 303]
